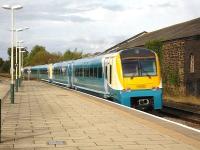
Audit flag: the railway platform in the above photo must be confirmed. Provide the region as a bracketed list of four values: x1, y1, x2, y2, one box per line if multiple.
[0, 77, 9, 99]
[0, 81, 200, 150]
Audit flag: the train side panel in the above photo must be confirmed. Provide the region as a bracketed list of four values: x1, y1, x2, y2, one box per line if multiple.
[52, 61, 72, 87]
[72, 57, 105, 94]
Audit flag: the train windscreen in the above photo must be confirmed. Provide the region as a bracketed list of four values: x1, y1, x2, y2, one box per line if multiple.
[120, 48, 157, 77]
[122, 58, 156, 77]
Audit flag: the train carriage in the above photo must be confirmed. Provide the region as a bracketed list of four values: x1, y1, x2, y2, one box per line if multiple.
[28, 48, 162, 110]
[30, 65, 49, 81]
[52, 61, 72, 87]
[23, 66, 31, 80]
[30, 66, 39, 79]
[72, 56, 105, 94]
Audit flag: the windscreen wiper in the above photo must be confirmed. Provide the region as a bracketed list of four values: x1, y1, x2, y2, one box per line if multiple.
[140, 67, 151, 79]
[130, 75, 135, 79]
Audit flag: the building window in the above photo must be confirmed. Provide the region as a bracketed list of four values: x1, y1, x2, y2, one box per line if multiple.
[190, 54, 194, 73]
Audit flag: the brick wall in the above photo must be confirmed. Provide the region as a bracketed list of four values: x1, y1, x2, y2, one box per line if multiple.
[162, 39, 186, 96]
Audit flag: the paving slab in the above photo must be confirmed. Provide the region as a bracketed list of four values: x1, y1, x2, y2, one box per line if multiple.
[0, 80, 199, 150]
[0, 77, 9, 100]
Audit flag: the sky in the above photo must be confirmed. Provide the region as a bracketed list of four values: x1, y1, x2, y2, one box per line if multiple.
[0, 0, 199, 60]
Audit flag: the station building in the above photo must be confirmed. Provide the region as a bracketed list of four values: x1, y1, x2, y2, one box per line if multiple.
[106, 17, 200, 98]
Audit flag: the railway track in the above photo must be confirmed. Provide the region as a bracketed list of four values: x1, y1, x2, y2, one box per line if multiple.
[150, 105, 200, 129]
[162, 105, 200, 124]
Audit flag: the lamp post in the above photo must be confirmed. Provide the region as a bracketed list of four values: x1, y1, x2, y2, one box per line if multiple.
[21, 50, 26, 82]
[2, 4, 23, 104]
[15, 28, 29, 90]
[18, 43, 25, 87]
[15, 31, 18, 92]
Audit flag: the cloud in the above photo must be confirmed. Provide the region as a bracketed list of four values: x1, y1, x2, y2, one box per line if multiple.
[63, 15, 94, 23]
[19, 12, 94, 23]
[100, 3, 125, 11]
[157, 3, 175, 8]
[149, 2, 176, 8]
[0, 0, 200, 60]
[0, 0, 125, 23]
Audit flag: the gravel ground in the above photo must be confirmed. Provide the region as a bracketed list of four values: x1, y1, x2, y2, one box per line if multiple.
[163, 116, 200, 130]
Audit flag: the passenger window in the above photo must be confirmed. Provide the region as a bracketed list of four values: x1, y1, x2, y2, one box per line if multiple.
[190, 54, 194, 73]
[75, 68, 77, 76]
[98, 67, 102, 78]
[86, 68, 89, 77]
[94, 67, 97, 78]
[84, 68, 89, 77]
[80, 68, 83, 77]
[90, 67, 93, 77]
[78, 68, 80, 76]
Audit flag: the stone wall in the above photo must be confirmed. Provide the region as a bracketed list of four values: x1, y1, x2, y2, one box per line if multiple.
[162, 39, 186, 96]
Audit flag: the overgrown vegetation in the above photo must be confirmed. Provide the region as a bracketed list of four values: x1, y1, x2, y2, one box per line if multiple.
[145, 40, 181, 96]
[167, 70, 180, 86]
[145, 40, 163, 63]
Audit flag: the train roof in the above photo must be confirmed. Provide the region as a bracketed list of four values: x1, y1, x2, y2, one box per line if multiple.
[53, 61, 71, 67]
[72, 56, 102, 66]
[31, 64, 48, 69]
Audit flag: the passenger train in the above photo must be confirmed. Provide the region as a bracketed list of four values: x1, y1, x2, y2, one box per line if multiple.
[23, 48, 162, 110]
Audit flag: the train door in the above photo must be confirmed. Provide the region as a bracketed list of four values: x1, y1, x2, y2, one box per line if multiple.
[48, 64, 53, 81]
[71, 62, 74, 88]
[67, 63, 72, 87]
[103, 57, 113, 96]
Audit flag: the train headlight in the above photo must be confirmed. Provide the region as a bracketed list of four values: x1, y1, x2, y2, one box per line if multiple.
[123, 88, 131, 92]
[152, 87, 159, 91]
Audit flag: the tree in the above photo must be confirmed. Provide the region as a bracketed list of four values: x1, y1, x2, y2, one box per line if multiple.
[62, 49, 82, 61]
[47, 52, 62, 63]
[1, 60, 10, 73]
[0, 57, 4, 67]
[28, 45, 46, 63]
[7, 47, 29, 72]
[29, 50, 50, 65]
[26, 45, 48, 65]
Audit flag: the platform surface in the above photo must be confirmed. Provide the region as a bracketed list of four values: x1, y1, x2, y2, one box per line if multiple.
[1, 81, 200, 150]
[0, 77, 9, 99]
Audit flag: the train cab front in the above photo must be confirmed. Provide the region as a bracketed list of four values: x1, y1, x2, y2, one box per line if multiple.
[119, 48, 163, 110]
